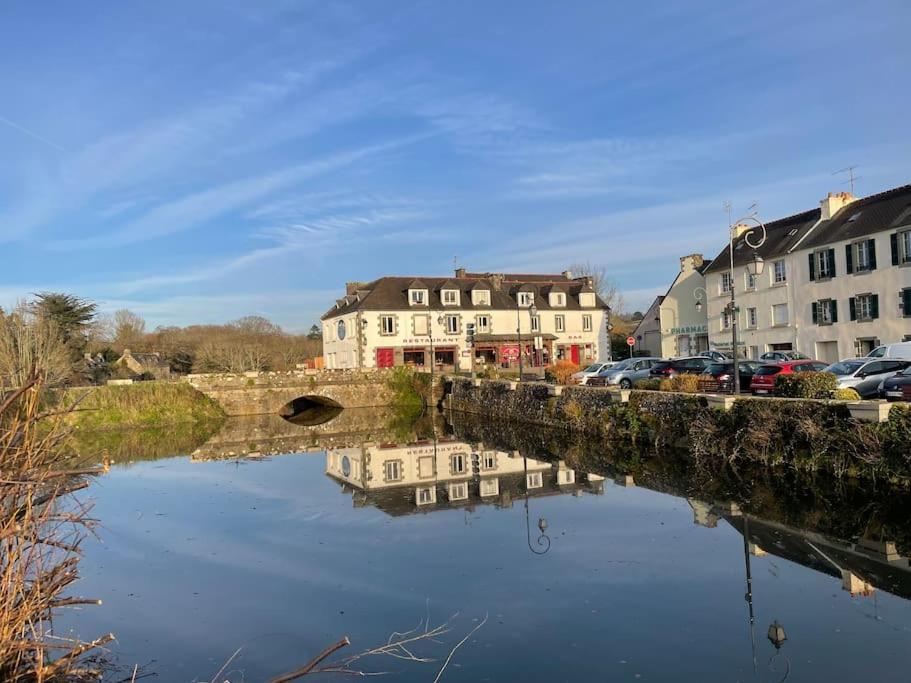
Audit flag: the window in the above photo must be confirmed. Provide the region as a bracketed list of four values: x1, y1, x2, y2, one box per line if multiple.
[893, 230, 911, 265]
[745, 272, 756, 290]
[773, 260, 787, 284]
[481, 452, 496, 470]
[553, 292, 566, 306]
[445, 315, 459, 334]
[442, 289, 459, 306]
[417, 487, 436, 505]
[582, 314, 592, 332]
[472, 289, 490, 306]
[530, 315, 540, 332]
[410, 289, 426, 305]
[380, 315, 395, 335]
[848, 239, 877, 273]
[518, 291, 534, 307]
[720, 272, 732, 294]
[384, 460, 402, 482]
[448, 482, 468, 501]
[811, 249, 835, 280]
[413, 315, 429, 335]
[480, 478, 499, 497]
[450, 453, 467, 475]
[417, 456, 435, 478]
[555, 314, 565, 332]
[476, 314, 490, 333]
[526, 472, 543, 489]
[772, 303, 789, 326]
[851, 294, 879, 321]
[747, 307, 757, 328]
[813, 299, 837, 325]
[721, 309, 732, 330]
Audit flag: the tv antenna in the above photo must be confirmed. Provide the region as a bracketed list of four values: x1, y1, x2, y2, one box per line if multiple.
[833, 166, 860, 195]
[723, 200, 732, 228]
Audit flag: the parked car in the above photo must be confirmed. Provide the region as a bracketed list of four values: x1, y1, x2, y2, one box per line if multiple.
[697, 350, 733, 362]
[649, 356, 713, 379]
[882, 366, 911, 401]
[759, 350, 810, 362]
[569, 362, 616, 385]
[866, 342, 911, 360]
[749, 360, 829, 395]
[697, 361, 761, 394]
[588, 357, 663, 388]
[825, 358, 911, 399]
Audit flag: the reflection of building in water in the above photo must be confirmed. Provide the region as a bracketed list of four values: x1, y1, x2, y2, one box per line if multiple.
[325, 439, 604, 516]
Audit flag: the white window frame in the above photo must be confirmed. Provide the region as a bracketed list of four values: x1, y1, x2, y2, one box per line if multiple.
[816, 249, 833, 279]
[773, 260, 787, 284]
[442, 289, 459, 306]
[380, 315, 395, 335]
[721, 309, 732, 330]
[417, 487, 436, 505]
[444, 314, 459, 334]
[900, 230, 911, 264]
[526, 472, 543, 489]
[530, 315, 540, 333]
[475, 314, 490, 333]
[409, 289, 426, 306]
[855, 240, 872, 271]
[720, 272, 732, 294]
[448, 482, 468, 501]
[518, 291, 534, 307]
[819, 299, 834, 324]
[745, 272, 756, 291]
[551, 292, 566, 307]
[555, 314, 565, 332]
[772, 303, 789, 326]
[450, 453, 467, 475]
[472, 290, 490, 306]
[856, 294, 874, 321]
[747, 307, 757, 329]
[481, 452, 496, 470]
[582, 314, 592, 332]
[480, 478, 499, 497]
[384, 460, 402, 482]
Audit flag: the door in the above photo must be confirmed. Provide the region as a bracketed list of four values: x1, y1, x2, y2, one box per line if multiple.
[815, 341, 839, 364]
[570, 345, 580, 364]
[376, 348, 394, 368]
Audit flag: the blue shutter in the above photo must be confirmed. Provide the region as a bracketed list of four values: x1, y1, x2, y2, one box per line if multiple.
[808, 253, 816, 281]
[828, 248, 836, 277]
[868, 239, 877, 270]
[845, 244, 854, 274]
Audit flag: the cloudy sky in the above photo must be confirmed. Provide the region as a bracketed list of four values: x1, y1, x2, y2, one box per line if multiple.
[2, 1, 909, 329]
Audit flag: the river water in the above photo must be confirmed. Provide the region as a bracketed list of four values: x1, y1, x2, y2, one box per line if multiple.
[58, 409, 911, 682]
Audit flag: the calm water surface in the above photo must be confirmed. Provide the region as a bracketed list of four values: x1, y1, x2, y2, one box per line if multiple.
[60, 412, 911, 682]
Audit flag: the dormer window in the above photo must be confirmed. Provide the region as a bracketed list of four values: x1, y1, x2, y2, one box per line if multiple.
[579, 292, 596, 307]
[549, 292, 566, 307]
[472, 290, 490, 306]
[442, 289, 460, 306]
[409, 289, 427, 306]
[518, 292, 534, 307]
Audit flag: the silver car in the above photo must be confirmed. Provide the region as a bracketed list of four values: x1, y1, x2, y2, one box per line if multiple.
[825, 358, 910, 399]
[590, 357, 662, 389]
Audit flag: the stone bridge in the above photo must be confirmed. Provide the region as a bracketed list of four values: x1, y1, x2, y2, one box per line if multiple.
[184, 369, 401, 416]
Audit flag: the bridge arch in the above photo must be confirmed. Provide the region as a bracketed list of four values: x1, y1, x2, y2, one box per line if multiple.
[279, 395, 344, 426]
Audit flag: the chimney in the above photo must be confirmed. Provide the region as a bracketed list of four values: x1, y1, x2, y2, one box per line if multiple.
[562, 270, 573, 280]
[820, 191, 855, 220]
[490, 274, 504, 291]
[455, 267, 466, 278]
[679, 253, 704, 273]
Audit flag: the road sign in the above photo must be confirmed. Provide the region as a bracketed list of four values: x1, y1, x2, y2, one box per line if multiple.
[626, 336, 635, 347]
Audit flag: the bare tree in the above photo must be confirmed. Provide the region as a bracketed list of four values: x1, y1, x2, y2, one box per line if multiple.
[567, 261, 625, 314]
[112, 309, 147, 350]
[0, 303, 73, 388]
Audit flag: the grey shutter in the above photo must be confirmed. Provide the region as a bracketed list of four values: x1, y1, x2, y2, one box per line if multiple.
[811, 302, 819, 324]
[903, 289, 911, 317]
[868, 239, 877, 270]
[828, 248, 836, 277]
[849, 297, 857, 321]
[846, 244, 854, 274]
[808, 253, 816, 281]
[830, 300, 838, 323]
[871, 294, 879, 319]
[893, 233, 901, 266]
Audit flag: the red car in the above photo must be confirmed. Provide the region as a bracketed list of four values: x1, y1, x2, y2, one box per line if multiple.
[749, 360, 829, 396]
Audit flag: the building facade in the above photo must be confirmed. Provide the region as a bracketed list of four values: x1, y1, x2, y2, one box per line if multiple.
[631, 295, 663, 357]
[657, 254, 711, 357]
[321, 268, 610, 370]
[702, 185, 911, 360]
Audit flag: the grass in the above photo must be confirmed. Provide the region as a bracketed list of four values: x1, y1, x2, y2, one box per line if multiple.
[49, 381, 225, 431]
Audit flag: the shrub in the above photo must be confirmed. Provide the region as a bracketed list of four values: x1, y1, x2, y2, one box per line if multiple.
[832, 388, 861, 401]
[658, 375, 701, 393]
[633, 378, 661, 391]
[547, 360, 580, 385]
[774, 371, 837, 399]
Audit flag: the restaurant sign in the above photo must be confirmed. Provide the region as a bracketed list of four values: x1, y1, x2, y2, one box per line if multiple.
[501, 345, 519, 361]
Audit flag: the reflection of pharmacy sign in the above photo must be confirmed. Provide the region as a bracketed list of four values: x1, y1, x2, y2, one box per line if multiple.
[501, 345, 519, 361]
[670, 324, 707, 335]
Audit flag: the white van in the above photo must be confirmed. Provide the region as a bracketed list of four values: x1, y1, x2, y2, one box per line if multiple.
[867, 342, 911, 360]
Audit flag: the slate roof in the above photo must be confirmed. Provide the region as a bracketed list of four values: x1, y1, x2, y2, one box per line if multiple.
[703, 209, 820, 274]
[799, 183, 911, 250]
[322, 274, 609, 319]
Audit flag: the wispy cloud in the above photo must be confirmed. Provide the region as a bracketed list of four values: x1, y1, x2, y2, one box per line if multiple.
[0, 114, 66, 151]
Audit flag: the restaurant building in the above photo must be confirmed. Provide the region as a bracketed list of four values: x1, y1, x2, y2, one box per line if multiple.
[321, 268, 610, 370]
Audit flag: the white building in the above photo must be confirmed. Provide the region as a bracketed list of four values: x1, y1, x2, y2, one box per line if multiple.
[702, 184, 911, 361]
[321, 268, 610, 370]
[656, 253, 711, 357]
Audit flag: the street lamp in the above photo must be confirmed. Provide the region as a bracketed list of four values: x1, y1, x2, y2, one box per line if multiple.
[523, 456, 551, 555]
[726, 214, 767, 394]
[529, 302, 538, 370]
[427, 313, 445, 412]
[516, 292, 536, 380]
[694, 286, 707, 313]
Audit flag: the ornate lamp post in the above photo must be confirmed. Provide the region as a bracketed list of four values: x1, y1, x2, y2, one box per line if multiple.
[427, 313, 445, 411]
[523, 456, 551, 555]
[516, 293, 538, 380]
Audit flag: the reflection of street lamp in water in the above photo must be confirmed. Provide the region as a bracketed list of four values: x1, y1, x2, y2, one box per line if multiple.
[523, 456, 550, 555]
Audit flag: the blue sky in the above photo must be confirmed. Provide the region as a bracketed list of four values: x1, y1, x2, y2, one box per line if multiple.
[2, 1, 909, 330]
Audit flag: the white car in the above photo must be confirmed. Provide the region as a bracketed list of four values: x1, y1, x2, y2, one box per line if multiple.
[867, 342, 911, 360]
[569, 362, 616, 385]
[824, 358, 911, 399]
